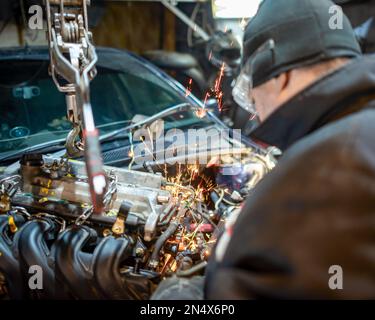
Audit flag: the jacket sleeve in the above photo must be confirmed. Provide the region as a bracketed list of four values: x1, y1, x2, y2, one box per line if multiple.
[205, 123, 375, 299]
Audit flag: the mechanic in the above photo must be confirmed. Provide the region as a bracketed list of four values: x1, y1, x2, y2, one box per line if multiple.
[153, 0, 375, 299]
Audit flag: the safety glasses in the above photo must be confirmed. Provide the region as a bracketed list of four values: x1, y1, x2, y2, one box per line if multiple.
[232, 39, 275, 116]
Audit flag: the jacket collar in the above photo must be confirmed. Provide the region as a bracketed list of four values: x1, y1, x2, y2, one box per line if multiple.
[250, 55, 375, 152]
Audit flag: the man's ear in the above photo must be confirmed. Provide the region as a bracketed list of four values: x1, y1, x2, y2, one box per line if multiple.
[278, 71, 291, 92]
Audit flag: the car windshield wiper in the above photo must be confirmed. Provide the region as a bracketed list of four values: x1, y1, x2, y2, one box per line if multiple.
[0, 138, 66, 163]
[99, 102, 193, 143]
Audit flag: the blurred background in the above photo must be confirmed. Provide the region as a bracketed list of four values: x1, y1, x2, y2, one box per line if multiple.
[0, 0, 374, 131]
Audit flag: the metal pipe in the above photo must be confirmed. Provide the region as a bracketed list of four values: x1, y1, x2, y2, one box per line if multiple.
[160, 0, 210, 41]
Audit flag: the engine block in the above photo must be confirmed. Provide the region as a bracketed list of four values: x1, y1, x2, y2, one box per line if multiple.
[0, 147, 276, 299]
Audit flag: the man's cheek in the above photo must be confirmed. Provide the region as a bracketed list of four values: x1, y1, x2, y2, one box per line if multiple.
[254, 97, 270, 121]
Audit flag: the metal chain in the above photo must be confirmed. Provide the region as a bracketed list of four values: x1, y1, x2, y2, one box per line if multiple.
[31, 212, 67, 233]
[104, 170, 118, 208]
[74, 170, 117, 226]
[75, 205, 94, 226]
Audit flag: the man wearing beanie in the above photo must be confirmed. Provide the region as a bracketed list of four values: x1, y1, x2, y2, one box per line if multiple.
[204, 0, 375, 299]
[152, 0, 375, 300]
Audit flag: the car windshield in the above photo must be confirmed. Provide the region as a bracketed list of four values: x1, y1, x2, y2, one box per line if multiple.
[0, 50, 212, 158]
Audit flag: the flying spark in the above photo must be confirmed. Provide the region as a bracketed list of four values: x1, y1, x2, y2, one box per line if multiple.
[185, 78, 193, 97]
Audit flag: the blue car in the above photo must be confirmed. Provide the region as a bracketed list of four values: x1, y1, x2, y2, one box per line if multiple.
[0, 46, 242, 167]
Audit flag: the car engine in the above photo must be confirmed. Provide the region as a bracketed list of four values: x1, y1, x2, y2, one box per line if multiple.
[0, 146, 276, 299]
